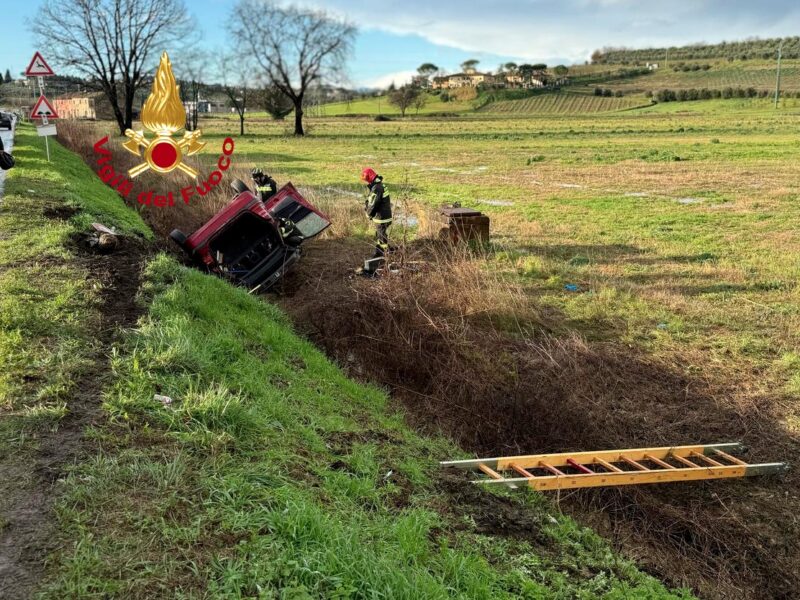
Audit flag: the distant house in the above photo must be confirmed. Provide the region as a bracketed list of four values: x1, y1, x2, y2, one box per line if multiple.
[183, 99, 228, 114]
[411, 75, 431, 89]
[52, 92, 117, 120]
[647, 63, 659, 70]
[431, 71, 498, 90]
[431, 76, 449, 90]
[504, 73, 524, 88]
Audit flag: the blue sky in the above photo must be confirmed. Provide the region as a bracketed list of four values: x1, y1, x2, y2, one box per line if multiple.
[2, 1, 800, 88]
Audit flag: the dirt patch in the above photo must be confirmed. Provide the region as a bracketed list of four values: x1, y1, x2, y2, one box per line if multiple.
[0, 234, 152, 600]
[42, 205, 79, 221]
[278, 237, 800, 600]
[438, 471, 549, 544]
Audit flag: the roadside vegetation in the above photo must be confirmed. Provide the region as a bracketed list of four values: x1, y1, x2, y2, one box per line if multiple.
[0, 124, 150, 595]
[42, 252, 690, 598]
[0, 124, 147, 435]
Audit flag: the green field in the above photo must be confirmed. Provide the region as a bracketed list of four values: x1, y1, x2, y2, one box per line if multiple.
[0, 125, 693, 598]
[311, 93, 476, 116]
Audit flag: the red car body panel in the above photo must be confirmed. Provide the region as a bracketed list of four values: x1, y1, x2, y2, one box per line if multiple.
[174, 182, 331, 289]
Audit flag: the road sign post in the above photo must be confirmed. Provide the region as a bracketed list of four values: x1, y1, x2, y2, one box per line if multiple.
[25, 52, 57, 162]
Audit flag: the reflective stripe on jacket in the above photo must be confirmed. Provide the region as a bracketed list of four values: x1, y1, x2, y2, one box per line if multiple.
[365, 175, 392, 223]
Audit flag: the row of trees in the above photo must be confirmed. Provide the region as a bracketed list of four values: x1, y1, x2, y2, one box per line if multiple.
[2, 70, 11, 84]
[413, 60, 568, 83]
[453, 59, 568, 78]
[592, 37, 800, 65]
[33, 0, 355, 136]
[648, 87, 798, 102]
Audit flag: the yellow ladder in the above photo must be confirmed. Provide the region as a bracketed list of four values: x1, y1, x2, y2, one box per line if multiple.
[441, 443, 787, 491]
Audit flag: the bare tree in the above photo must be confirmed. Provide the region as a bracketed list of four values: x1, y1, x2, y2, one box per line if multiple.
[260, 85, 293, 120]
[388, 85, 421, 117]
[32, 0, 192, 135]
[218, 54, 250, 136]
[230, 0, 355, 136]
[175, 49, 210, 131]
[412, 91, 427, 115]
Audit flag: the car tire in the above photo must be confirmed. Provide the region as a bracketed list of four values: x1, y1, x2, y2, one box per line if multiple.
[231, 179, 250, 194]
[169, 229, 188, 249]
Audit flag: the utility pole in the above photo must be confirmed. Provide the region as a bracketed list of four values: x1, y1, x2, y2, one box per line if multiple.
[665, 48, 669, 70]
[774, 40, 783, 109]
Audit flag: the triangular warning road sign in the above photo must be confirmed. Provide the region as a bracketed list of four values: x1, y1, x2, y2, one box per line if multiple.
[25, 52, 55, 77]
[30, 95, 59, 119]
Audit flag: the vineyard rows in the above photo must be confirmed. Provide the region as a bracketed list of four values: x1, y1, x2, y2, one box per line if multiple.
[609, 64, 800, 92]
[482, 93, 646, 114]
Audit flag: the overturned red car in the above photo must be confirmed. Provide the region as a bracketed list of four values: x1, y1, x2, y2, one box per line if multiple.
[170, 180, 331, 290]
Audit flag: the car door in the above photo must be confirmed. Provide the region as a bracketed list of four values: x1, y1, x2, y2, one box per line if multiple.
[265, 183, 331, 240]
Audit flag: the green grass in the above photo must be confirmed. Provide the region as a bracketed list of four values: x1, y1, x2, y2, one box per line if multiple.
[0, 121, 688, 597]
[313, 93, 477, 116]
[0, 124, 148, 439]
[42, 253, 691, 598]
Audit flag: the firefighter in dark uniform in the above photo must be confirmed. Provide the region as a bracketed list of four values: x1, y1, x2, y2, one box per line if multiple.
[361, 167, 392, 258]
[252, 167, 302, 246]
[251, 167, 277, 202]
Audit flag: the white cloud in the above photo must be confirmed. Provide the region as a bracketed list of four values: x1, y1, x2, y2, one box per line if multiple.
[294, 0, 800, 64]
[358, 69, 416, 89]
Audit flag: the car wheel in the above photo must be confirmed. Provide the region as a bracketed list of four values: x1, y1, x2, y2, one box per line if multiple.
[169, 229, 188, 249]
[231, 179, 250, 194]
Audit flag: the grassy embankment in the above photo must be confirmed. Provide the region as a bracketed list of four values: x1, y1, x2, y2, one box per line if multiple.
[0, 124, 149, 451]
[0, 128, 688, 596]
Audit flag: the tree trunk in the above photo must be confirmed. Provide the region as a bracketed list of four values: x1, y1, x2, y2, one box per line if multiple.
[294, 100, 304, 136]
[105, 84, 126, 136]
[240, 113, 245, 136]
[123, 83, 135, 131]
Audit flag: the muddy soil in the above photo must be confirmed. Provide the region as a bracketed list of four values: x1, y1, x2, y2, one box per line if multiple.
[0, 235, 151, 600]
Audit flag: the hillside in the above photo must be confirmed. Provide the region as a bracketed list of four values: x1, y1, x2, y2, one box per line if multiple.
[481, 92, 649, 114]
[600, 60, 800, 93]
[593, 36, 800, 63]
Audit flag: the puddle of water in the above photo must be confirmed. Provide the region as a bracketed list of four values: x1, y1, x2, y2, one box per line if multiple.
[480, 199, 514, 207]
[395, 214, 419, 227]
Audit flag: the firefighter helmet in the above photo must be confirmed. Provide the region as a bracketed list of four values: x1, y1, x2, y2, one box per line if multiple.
[361, 167, 377, 184]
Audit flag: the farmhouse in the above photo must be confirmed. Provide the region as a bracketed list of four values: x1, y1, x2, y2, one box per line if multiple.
[431, 72, 498, 89]
[429, 70, 551, 90]
[52, 92, 117, 120]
